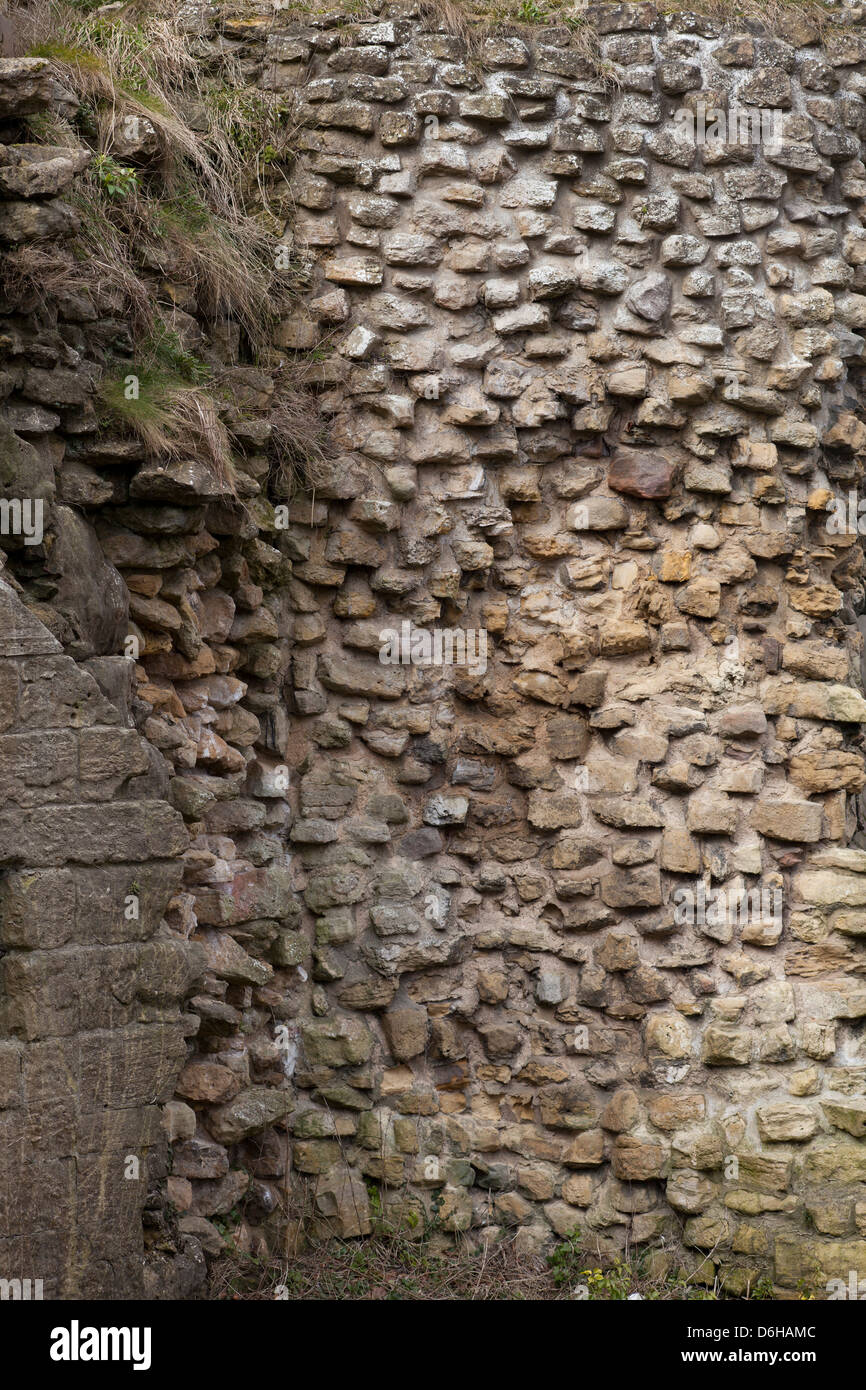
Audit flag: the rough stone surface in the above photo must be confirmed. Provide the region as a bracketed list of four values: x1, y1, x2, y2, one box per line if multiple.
[5, 4, 866, 1299]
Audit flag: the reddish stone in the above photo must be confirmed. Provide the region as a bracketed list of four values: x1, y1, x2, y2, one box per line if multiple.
[608, 450, 675, 499]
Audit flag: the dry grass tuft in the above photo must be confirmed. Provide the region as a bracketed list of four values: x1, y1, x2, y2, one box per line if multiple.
[267, 354, 336, 499]
[99, 369, 236, 484]
[6, 0, 327, 499]
[21, 0, 248, 218]
[16, 0, 299, 349]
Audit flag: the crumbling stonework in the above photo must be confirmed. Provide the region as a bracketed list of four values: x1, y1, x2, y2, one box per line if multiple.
[4, 0, 866, 1298]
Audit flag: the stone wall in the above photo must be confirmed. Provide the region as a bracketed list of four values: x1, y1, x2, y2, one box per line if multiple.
[4, 0, 866, 1298]
[0, 570, 195, 1298]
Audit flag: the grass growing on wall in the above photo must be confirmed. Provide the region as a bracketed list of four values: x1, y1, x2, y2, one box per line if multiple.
[6, 0, 327, 491]
[96, 325, 239, 486]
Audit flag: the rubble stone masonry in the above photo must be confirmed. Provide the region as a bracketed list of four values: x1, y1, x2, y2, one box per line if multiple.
[3, 0, 866, 1297]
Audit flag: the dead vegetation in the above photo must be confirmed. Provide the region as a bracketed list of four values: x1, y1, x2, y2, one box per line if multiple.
[266, 361, 333, 501]
[206, 1219, 792, 1301]
[209, 1230, 564, 1301]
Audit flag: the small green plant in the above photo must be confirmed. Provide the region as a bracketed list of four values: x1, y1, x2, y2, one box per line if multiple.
[749, 1275, 776, 1300]
[548, 1229, 585, 1289]
[92, 152, 140, 200]
[580, 1258, 635, 1300]
[145, 324, 211, 385]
